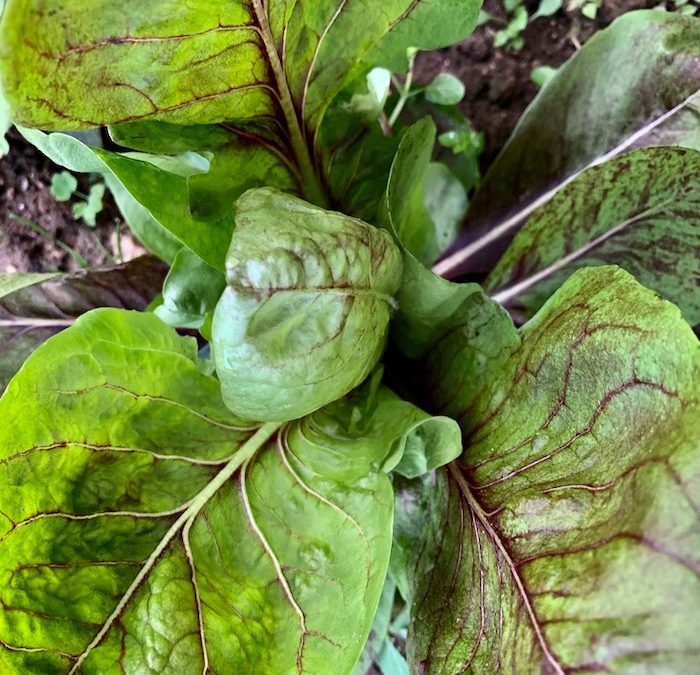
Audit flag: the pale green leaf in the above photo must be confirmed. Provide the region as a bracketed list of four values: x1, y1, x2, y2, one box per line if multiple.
[425, 73, 466, 106]
[213, 188, 403, 422]
[50, 171, 78, 202]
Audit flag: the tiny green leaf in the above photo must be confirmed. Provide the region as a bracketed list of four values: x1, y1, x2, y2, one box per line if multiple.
[581, 1, 598, 19]
[425, 73, 466, 106]
[72, 182, 105, 226]
[50, 170, 78, 202]
[532, 0, 562, 19]
[530, 65, 558, 87]
[213, 188, 403, 422]
[349, 68, 393, 118]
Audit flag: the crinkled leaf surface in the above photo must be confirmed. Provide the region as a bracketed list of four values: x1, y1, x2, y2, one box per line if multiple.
[213, 188, 403, 422]
[395, 267, 700, 673]
[0, 308, 459, 674]
[486, 147, 700, 329]
[0, 0, 479, 135]
[437, 10, 700, 277]
[0, 256, 166, 394]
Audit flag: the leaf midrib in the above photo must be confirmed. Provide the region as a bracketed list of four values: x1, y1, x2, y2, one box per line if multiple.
[448, 463, 566, 675]
[65, 422, 280, 674]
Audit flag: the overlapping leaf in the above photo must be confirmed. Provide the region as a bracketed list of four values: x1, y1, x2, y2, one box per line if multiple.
[0, 308, 460, 674]
[486, 147, 700, 328]
[0, 0, 479, 135]
[436, 10, 700, 277]
[395, 267, 700, 673]
[0, 256, 166, 393]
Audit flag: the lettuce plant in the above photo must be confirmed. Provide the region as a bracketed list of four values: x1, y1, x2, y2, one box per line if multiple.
[0, 3, 698, 674]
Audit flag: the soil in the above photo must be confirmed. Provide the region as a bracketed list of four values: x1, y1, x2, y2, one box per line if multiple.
[0, 1, 671, 272]
[0, 129, 144, 273]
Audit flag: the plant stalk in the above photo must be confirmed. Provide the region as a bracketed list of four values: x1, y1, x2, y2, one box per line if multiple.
[252, 0, 329, 207]
[388, 49, 417, 129]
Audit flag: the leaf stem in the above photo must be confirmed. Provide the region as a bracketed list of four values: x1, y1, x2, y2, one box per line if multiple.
[388, 49, 417, 129]
[490, 199, 674, 306]
[0, 317, 75, 328]
[251, 0, 329, 207]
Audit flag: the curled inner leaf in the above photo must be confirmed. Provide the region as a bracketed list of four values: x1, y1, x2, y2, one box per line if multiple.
[213, 188, 403, 422]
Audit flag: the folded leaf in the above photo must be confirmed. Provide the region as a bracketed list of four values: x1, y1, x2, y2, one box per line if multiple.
[486, 147, 700, 328]
[0, 257, 166, 393]
[436, 10, 700, 277]
[213, 188, 403, 422]
[396, 267, 700, 673]
[384, 118, 466, 267]
[155, 248, 226, 329]
[0, 307, 454, 674]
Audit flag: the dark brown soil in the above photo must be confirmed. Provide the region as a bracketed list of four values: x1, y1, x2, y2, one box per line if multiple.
[0, 129, 142, 273]
[415, 0, 659, 168]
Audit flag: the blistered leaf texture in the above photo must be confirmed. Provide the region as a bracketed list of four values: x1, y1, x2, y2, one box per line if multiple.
[213, 188, 403, 422]
[486, 147, 700, 328]
[0, 309, 449, 674]
[397, 267, 700, 673]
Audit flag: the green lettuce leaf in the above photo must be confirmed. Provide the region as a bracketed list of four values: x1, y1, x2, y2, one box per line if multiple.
[0, 0, 479, 134]
[213, 188, 403, 422]
[17, 128, 233, 269]
[486, 147, 700, 328]
[0, 256, 166, 393]
[0, 307, 459, 674]
[436, 10, 700, 278]
[384, 118, 465, 267]
[110, 121, 299, 225]
[395, 266, 700, 673]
